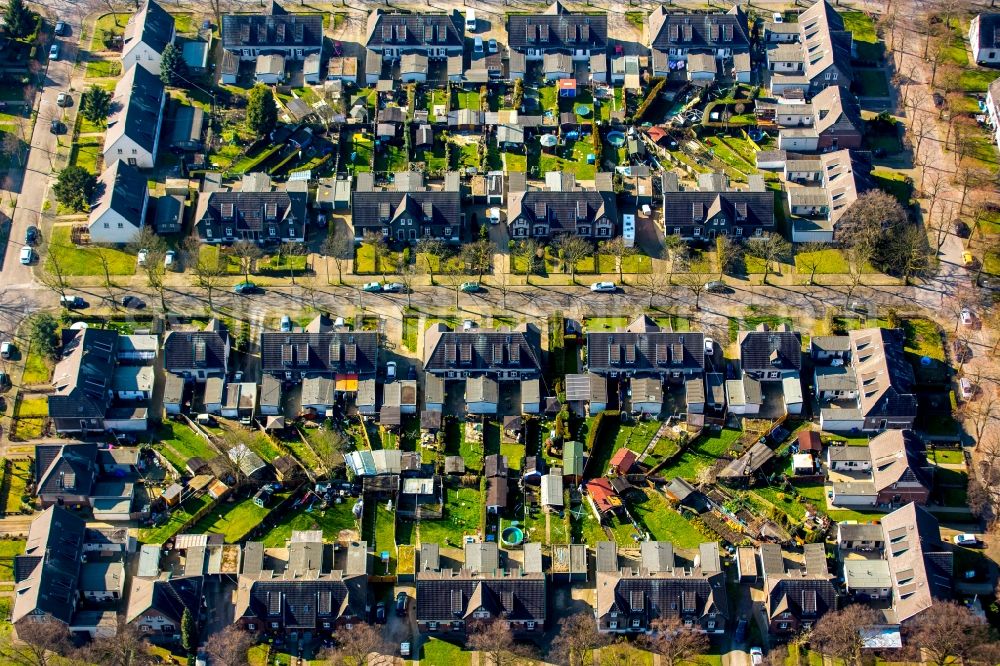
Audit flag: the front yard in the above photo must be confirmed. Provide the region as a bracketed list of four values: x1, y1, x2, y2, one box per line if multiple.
[48, 226, 136, 276]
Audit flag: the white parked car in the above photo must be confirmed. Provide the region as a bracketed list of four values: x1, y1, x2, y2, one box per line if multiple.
[704, 337, 715, 356]
[590, 281, 616, 292]
[960, 308, 973, 326]
[953, 533, 980, 547]
[488, 207, 501, 224]
[750, 647, 764, 665]
[19, 246, 33, 265]
[164, 250, 177, 268]
[137, 249, 149, 266]
[386, 361, 397, 380]
[772, 12, 783, 22]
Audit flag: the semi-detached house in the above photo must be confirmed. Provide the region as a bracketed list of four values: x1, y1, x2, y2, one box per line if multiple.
[507, 172, 617, 240]
[222, 2, 323, 61]
[661, 172, 774, 240]
[103, 65, 165, 170]
[88, 160, 149, 244]
[121, 0, 175, 76]
[764, 0, 853, 97]
[647, 6, 750, 78]
[365, 9, 464, 61]
[351, 171, 462, 243]
[195, 173, 307, 244]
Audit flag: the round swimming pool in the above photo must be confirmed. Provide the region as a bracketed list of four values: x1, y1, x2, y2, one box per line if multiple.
[501, 526, 524, 546]
[607, 131, 626, 147]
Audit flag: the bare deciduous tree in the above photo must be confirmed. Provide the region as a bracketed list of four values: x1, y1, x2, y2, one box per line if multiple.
[553, 233, 592, 283]
[0, 619, 73, 666]
[903, 601, 999, 666]
[598, 236, 636, 283]
[640, 617, 709, 666]
[322, 232, 353, 285]
[467, 620, 535, 666]
[323, 623, 387, 666]
[82, 618, 156, 666]
[744, 232, 790, 284]
[808, 604, 879, 665]
[204, 625, 256, 666]
[549, 611, 611, 666]
[796, 242, 827, 284]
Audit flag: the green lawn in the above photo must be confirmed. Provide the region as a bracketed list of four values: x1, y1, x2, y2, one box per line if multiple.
[154, 422, 219, 471]
[189, 494, 284, 543]
[0, 460, 31, 513]
[419, 483, 481, 547]
[630, 489, 707, 548]
[657, 429, 741, 480]
[89, 13, 128, 51]
[570, 502, 608, 546]
[614, 419, 661, 455]
[538, 85, 558, 113]
[873, 168, 913, 205]
[48, 226, 136, 276]
[0, 540, 26, 581]
[262, 500, 358, 547]
[139, 494, 214, 544]
[425, 89, 448, 122]
[538, 140, 597, 181]
[365, 502, 397, 573]
[585, 317, 629, 331]
[931, 448, 965, 465]
[421, 639, 471, 666]
[347, 133, 373, 174]
[445, 419, 483, 473]
[21, 347, 50, 385]
[753, 484, 825, 521]
[840, 11, 884, 62]
[902, 317, 946, 383]
[795, 248, 851, 275]
[455, 90, 480, 111]
[84, 58, 121, 79]
[375, 144, 409, 173]
[355, 242, 398, 275]
[402, 316, 419, 351]
[855, 69, 889, 97]
[500, 442, 524, 471]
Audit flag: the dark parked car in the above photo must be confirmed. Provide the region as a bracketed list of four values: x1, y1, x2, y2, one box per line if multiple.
[395, 592, 408, 617]
[233, 281, 259, 294]
[933, 92, 945, 108]
[952, 339, 972, 363]
[121, 295, 145, 309]
[375, 602, 386, 624]
[953, 220, 971, 238]
[25, 225, 38, 245]
[50, 119, 62, 134]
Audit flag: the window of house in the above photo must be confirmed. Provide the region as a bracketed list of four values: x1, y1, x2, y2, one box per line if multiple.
[779, 622, 789, 630]
[444, 227, 452, 236]
[225, 228, 233, 236]
[206, 228, 213, 237]
[673, 227, 681, 235]
[271, 622, 279, 629]
[118, 149, 123, 154]
[132, 149, 137, 154]
[527, 621, 536, 630]
[104, 223, 110, 228]
[247, 623, 256, 630]
[609, 621, 619, 629]
[693, 227, 701, 236]
[428, 622, 438, 630]
[118, 223, 124, 228]
[269, 227, 276, 236]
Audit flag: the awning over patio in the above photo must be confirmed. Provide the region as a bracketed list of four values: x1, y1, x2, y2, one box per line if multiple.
[336, 373, 359, 392]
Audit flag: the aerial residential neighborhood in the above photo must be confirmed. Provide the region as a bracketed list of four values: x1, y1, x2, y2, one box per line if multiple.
[0, 0, 998, 664]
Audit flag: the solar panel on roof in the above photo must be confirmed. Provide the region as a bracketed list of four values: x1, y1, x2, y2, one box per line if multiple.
[460, 343, 473, 364]
[509, 342, 520, 364]
[344, 343, 357, 365]
[610, 343, 621, 365]
[624, 344, 636, 364]
[801, 589, 817, 614]
[444, 343, 457, 365]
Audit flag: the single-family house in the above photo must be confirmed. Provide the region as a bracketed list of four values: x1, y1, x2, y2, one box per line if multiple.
[88, 160, 150, 244]
[790, 149, 874, 243]
[829, 430, 931, 507]
[47, 330, 125, 434]
[738, 323, 802, 381]
[758, 86, 863, 152]
[103, 64, 166, 170]
[879, 503, 953, 624]
[11, 507, 86, 628]
[126, 575, 202, 640]
[121, 0, 175, 76]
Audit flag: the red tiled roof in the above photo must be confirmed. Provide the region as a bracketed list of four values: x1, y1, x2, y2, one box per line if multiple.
[609, 448, 638, 474]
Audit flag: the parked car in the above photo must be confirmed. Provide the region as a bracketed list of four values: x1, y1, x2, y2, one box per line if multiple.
[137, 249, 149, 266]
[0, 372, 9, 390]
[750, 648, 763, 665]
[233, 281, 259, 294]
[953, 220, 971, 238]
[772, 12, 783, 22]
[54, 21, 67, 35]
[954, 533, 981, 547]
[280, 315, 292, 332]
[705, 280, 729, 293]
[59, 295, 84, 308]
[400, 643, 411, 658]
[963, 251, 976, 267]
[704, 337, 715, 356]
[590, 281, 616, 292]
[960, 377, 975, 400]
[163, 250, 177, 269]
[375, 602, 386, 624]
[382, 282, 405, 293]
[19, 246, 33, 265]
[121, 295, 145, 309]
[49, 119, 61, 134]
[386, 361, 397, 380]
[362, 281, 382, 292]
[460, 281, 480, 293]
[960, 308, 973, 326]
[488, 38, 498, 53]
[25, 225, 38, 244]
[56, 92, 70, 107]
[933, 92, 945, 108]
[1, 341, 14, 359]
[49, 43, 60, 60]
[395, 592, 408, 616]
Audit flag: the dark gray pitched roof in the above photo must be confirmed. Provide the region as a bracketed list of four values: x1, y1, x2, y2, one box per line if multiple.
[508, 190, 617, 235]
[600, 566, 728, 622]
[235, 574, 370, 628]
[507, 2, 608, 53]
[260, 329, 378, 376]
[973, 14, 1000, 50]
[91, 161, 147, 222]
[365, 10, 463, 49]
[124, 0, 175, 55]
[649, 7, 750, 53]
[738, 325, 802, 373]
[351, 190, 462, 231]
[587, 329, 705, 374]
[766, 576, 837, 622]
[127, 575, 203, 624]
[106, 64, 164, 155]
[12, 506, 86, 623]
[197, 189, 307, 235]
[423, 324, 542, 375]
[664, 188, 774, 229]
[415, 570, 546, 623]
[48, 329, 118, 420]
[164, 320, 229, 372]
[222, 11, 323, 51]
[35, 443, 99, 498]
